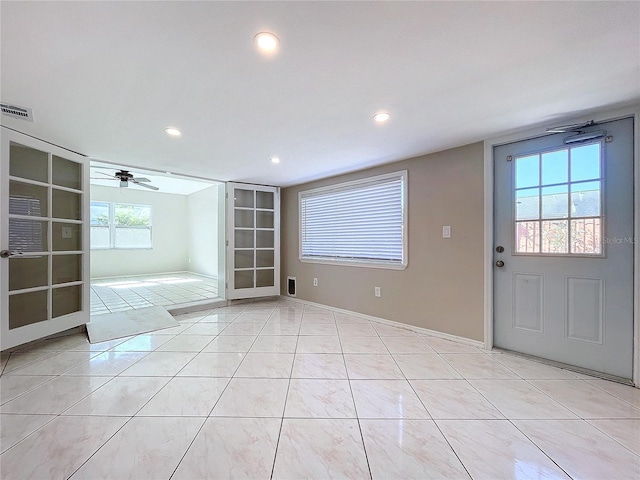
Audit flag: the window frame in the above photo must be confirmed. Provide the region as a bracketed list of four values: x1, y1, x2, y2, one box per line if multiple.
[90, 201, 153, 250]
[298, 170, 408, 270]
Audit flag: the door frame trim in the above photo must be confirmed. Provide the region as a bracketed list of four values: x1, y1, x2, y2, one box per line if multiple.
[483, 104, 640, 386]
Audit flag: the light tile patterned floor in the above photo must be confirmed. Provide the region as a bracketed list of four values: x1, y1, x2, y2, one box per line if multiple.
[1, 299, 639, 479]
[90, 272, 219, 315]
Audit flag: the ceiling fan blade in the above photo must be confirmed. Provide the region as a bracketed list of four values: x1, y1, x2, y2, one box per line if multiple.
[133, 177, 151, 182]
[131, 179, 159, 190]
[95, 171, 116, 178]
[90, 177, 118, 180]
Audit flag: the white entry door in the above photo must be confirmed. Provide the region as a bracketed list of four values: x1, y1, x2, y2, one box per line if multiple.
[494, 117, 634, 379]
[226, 182, 280, 300]
[1, 128, 90, 350]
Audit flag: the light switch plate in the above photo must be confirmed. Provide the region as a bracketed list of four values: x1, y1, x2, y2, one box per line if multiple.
[442, 226, 451, 238]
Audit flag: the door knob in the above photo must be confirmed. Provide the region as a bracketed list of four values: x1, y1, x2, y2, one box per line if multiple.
[495, 260, 505, 268]
[495, 246, 505, 253]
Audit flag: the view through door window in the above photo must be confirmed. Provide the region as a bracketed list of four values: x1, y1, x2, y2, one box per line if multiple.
[514, 142, 602, 255]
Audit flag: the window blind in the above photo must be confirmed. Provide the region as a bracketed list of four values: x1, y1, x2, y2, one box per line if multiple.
[300, 172, 406, 266]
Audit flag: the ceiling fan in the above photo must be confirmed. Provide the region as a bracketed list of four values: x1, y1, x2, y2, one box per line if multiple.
[91, 170, 159, 190]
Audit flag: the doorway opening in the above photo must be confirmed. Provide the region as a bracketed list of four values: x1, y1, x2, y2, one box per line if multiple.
[89, 161, 226, 316]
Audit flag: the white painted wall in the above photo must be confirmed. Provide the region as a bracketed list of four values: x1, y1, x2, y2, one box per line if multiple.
[90, 185, 189, 278]
[186, 185, 219, 278]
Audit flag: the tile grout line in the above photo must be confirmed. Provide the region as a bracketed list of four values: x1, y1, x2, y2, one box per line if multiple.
[340, 310, 375, 480]
[268, 300, 302, 479]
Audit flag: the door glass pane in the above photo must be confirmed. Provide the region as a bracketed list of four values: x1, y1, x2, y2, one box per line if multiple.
[256, 230, 274, 248]
[516, 188, 539, 220]
[515, 154, 539, 188]
[515, 221, 540, 253]
[541, 185, 568, 219]
[571, 218, 602, 254]
[256, 191, 274, 209]
[9, 256, 48, 291]
[256, 210, 274, 228]
[235, 230, 254, 248]
[52, 254, 81, 284]
[53, 222, 81, 251]
[256, 250, 274, 268]
[9, 218, 48, 252]
[9, 290, 48, 329]
[235, 250, 254, 268]
[235, 270, 254, 289]
[234, 189, 254, 208]
[541, 220, 568, 253]
[256, 269, 274, 287]
[235, 209, 254, 228]
[52, 156, 82, 190]
[52, 285, 82, 318]
[52, 189, 81, 220]
[571, 181, 600, 217]
[571, 143, 600, 181]
[9, 143, 48, 183]
[10, 181, 48, 217]
[541, 149, 568, 185]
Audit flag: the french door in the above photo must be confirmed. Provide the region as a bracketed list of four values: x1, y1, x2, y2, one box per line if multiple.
[226, 182, 280, 300]
[1, 128, 90, 350]
[494, 117, 634, 379]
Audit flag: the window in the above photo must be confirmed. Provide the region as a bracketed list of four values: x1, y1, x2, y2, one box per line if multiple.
[299, 171, 407, 269]
[90, 202, 152, 249]
[514, 142, 602, 255]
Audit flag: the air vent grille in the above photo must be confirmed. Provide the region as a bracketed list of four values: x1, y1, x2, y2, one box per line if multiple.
[1, 103, 34, 122]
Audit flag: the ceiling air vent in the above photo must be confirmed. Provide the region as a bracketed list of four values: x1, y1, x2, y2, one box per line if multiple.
[1, 103, 34, 122]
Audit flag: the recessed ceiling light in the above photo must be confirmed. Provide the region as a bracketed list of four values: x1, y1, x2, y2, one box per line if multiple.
[373, 112, 391, 123]
[270, 157, 280, 164]
[165, 127, 181, 136]
[255, 32, 279, 54]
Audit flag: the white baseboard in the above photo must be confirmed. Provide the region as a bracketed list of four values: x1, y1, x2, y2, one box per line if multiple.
[90, 271, 218, 281]
[279, 295, 486, 350]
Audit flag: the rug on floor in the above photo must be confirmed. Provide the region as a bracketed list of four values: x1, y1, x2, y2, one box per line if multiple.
[86, 306, 179, 344]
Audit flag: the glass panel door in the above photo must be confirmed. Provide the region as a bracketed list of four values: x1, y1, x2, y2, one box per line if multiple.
[1, 130, 89, 350]
[226, 183, 279, 299]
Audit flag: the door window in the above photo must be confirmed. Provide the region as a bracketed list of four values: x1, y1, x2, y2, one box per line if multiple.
[514, 142, 602, 255]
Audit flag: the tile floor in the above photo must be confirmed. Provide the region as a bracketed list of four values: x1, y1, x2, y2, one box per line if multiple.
[1, 298, 639, 479]
[91, 272, 219, 315]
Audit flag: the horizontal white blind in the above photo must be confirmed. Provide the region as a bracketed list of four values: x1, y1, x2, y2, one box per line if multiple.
[300, 172, 405, 265]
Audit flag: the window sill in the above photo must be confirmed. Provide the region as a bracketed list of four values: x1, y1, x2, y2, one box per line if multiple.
[300, 256, 407, 270]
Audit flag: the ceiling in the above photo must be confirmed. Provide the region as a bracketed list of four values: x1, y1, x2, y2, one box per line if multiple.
[1, 1, 639, 187]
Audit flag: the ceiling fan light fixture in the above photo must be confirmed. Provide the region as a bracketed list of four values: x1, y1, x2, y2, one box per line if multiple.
[254, 32, 279, 54]
[165, 127, 182, 137]
[373, 112, 391, 123]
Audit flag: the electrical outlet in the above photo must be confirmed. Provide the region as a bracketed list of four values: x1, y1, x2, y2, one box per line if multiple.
[374, 286, 381, 297]
[313, 278, 318, 287]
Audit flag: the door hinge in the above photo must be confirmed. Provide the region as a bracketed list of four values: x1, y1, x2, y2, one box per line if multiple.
[225, 192, 228, 199]
[605, 135, 613, 143]
[225, 283, 228, 289]
[506, 155, 513, 162]
[226, 240, 229, 247]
